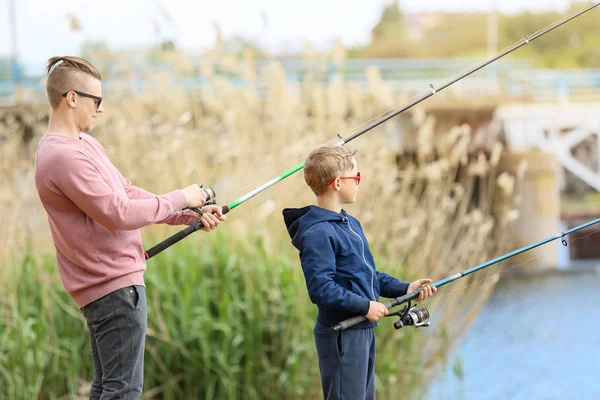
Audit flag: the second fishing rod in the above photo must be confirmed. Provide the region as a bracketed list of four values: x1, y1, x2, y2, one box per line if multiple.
[332, 217, 600, 332]
[143, 2, 600, 260]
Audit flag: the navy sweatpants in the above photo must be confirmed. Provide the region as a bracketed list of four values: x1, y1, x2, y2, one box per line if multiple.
[313, 321, 376, 400]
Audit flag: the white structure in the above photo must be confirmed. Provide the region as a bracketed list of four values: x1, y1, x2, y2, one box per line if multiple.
[495, 103, 600, 192]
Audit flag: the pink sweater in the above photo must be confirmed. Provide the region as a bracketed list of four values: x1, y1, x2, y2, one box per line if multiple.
[34, 133, 198, 308]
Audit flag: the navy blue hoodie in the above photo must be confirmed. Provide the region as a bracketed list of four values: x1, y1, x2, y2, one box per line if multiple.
[283, 205, 409, 329]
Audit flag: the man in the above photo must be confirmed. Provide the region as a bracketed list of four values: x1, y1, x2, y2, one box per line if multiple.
[34, 56, 225, 399]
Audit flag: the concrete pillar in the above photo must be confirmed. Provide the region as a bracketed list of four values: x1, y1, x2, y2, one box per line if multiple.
[498, 150, 561, 272]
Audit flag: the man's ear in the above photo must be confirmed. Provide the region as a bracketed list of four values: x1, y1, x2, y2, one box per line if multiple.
[66, 92, 76, 108]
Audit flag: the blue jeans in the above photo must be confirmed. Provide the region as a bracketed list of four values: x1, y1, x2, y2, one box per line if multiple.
[313, 321, 376, 400]
[81, 285, 147, 399]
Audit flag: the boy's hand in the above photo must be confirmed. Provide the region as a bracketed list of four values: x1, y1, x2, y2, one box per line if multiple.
[407, 278, 437, 301]
[365, 301, 389, 322]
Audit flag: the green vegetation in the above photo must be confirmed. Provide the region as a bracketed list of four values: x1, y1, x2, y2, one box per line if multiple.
[353, 1, 600, 68]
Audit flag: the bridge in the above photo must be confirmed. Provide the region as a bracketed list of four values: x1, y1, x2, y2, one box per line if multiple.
[2, 57, 600, 197]
[496, 103, 600, 192]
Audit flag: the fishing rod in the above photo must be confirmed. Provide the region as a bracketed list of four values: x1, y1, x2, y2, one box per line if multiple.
[333, 218, 600, 332]
[143, 2, 600, 260]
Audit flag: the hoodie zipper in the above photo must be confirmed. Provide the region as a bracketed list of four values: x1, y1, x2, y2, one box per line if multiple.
[344, 216, 376, 301]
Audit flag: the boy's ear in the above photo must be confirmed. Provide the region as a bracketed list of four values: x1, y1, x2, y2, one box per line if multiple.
[330, 178, 341, 191]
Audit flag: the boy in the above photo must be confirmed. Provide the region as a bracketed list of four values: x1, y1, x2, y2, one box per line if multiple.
[282, 145, 436, 400]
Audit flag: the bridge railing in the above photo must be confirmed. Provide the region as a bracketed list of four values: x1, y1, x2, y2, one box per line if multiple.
[1, 57, 599, 105]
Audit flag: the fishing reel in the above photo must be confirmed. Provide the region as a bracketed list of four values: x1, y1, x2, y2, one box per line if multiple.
[187, 185, 217, 214]
[387, 301, 430, 330]
[201, 186, 217, 205]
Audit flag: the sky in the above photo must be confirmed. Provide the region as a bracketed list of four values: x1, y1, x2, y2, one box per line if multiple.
[0, 0, 581, 70]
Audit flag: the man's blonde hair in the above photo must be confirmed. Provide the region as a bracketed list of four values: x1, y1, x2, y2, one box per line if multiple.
[45, 56, 102, 109]
[304, 145, 357, 195]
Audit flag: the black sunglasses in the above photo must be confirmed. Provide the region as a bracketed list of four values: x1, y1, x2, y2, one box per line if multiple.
[62, 90, 102, 109]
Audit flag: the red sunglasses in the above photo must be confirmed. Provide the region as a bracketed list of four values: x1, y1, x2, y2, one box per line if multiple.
[327, 171, 361, 186]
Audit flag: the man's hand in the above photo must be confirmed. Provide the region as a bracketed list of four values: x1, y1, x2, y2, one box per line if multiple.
[365, 301, 389, 322]
[196, 205, 227, 232]
[407, 278, 437, 301]
[182, 184, 207, 208]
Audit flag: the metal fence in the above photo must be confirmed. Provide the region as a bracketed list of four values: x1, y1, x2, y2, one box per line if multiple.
[1, 57, 599, 106]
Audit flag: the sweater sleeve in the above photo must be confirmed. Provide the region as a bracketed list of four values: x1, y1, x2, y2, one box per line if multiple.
[300, 227, 371, 315]
[118, 173, 198, 226]
[50, 148, 188, 231]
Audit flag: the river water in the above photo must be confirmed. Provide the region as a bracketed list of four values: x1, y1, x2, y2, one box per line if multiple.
[427, 263, 600, 399]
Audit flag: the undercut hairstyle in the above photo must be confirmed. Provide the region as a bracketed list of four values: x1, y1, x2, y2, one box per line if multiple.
[304, 145, 357, 195]
[45, 56, 102, 109]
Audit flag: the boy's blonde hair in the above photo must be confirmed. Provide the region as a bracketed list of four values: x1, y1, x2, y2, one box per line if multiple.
[45, 56, 102, 109]
[304, 145, 357, 195]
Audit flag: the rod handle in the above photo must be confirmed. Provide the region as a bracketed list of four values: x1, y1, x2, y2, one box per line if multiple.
[144, 223, 201, 259]
[332, 290, 422, 332]
[144, 205, 230, 259]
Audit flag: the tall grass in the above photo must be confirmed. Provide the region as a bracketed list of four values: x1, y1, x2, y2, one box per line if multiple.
[0, 248, 92, 399]
[1, 230, 436, 399]
[140, 230, 317, 399]
[0, 43, 524, 398]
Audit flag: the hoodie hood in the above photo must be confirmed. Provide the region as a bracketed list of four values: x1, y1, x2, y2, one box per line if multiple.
[282, 205, 345, 248]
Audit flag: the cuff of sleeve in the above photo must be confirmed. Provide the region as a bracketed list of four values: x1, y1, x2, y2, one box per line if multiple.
[391, 281, 410, 298]
[180, 209, 199, 225]
[357, 298, 371, 316]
